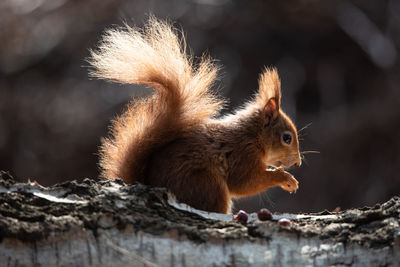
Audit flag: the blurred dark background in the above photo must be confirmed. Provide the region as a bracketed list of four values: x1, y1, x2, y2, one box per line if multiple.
[1, 0, 399, 213]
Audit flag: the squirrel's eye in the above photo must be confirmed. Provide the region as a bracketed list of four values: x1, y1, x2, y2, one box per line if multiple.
[282, 133, 292, 145]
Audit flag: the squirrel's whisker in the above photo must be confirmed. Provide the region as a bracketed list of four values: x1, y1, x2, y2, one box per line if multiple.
[301, 150, 320, 154]
[301, 156, 309, 166]
[298, 122, 312, 133]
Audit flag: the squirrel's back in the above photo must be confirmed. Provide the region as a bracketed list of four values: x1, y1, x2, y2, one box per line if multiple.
[88, 17, 224, 182]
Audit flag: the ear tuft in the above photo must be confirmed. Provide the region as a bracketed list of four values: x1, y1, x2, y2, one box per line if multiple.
[257, 67, 281, 111]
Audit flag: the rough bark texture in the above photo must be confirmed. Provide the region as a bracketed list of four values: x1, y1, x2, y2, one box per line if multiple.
[0, 171, 399, 267]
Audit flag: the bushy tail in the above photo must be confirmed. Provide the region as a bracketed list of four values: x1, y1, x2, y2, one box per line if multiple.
[88, 17, 223, 182]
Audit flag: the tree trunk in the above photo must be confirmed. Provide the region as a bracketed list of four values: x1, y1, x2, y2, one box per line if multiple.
[0, 171, 399, 266]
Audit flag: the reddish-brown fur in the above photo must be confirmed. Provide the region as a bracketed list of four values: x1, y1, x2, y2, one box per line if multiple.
[89, 17, 301, 214]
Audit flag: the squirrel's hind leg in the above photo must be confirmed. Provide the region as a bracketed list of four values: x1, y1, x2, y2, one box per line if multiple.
[172, 169, 232, 214]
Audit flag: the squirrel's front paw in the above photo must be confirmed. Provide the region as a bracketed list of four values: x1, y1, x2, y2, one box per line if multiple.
[279, 171, 299, 193]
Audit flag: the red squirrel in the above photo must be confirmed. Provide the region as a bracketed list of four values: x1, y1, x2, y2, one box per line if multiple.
[89, 17, 301, 214]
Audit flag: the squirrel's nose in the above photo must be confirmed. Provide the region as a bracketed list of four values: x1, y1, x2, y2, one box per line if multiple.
[294, 159, 302, 167]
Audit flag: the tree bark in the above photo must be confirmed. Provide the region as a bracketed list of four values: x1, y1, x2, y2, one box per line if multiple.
[0, 171, 399, 267]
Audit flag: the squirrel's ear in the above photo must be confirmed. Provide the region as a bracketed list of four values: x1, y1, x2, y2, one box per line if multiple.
[264, 98, 279, 121]
[257, 67, 281, 113]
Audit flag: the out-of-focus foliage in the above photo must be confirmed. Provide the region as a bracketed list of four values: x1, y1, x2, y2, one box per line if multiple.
[1, 0, 399, 212]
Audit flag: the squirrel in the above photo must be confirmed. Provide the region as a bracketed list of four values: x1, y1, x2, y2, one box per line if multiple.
[88, 17, 302, 214]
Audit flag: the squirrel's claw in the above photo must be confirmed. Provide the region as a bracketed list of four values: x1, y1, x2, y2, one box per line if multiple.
[279, 171, 299, 193]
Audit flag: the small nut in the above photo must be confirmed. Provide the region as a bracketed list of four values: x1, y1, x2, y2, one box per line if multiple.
[257, 208, 273, 221]
[277, 218, 292, 228]
[233, 210, 248, 223]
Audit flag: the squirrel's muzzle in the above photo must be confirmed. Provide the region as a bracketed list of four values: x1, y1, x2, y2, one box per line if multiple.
[295, 155, 302, 167]
[291, 154, 302, 167]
